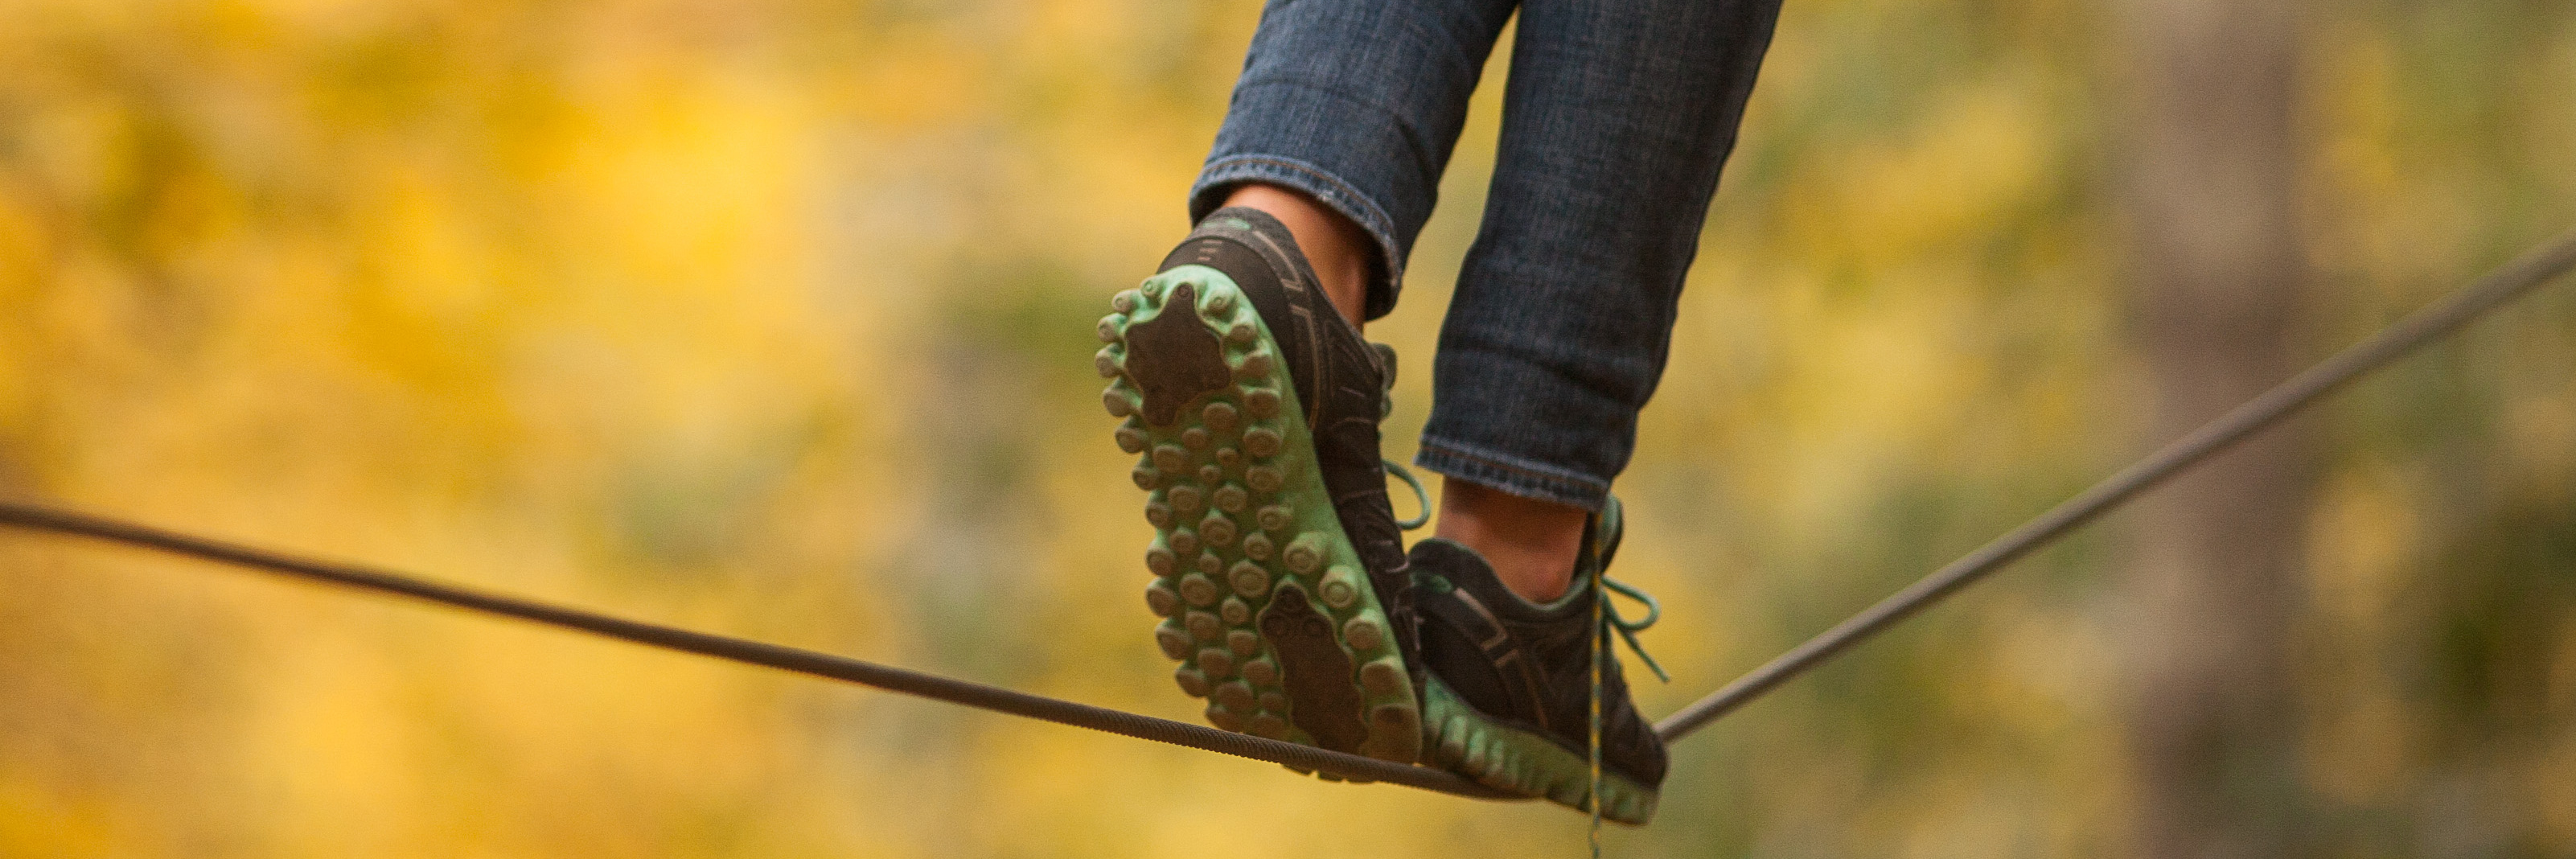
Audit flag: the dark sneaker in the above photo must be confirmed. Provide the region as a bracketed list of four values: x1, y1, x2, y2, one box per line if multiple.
[1411, 497, 1669, 823]
[1094, 208, 1422, 765]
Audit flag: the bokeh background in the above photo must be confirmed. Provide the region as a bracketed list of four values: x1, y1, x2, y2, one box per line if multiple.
[3, 0, 2573, 856]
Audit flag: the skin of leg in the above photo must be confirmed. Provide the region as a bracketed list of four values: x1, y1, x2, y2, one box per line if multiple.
[1436, 477, 1585, 602]
[1219, 184, 1372, 329]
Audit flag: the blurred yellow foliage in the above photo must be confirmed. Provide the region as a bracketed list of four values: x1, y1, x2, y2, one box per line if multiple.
[2, 0, 2571, 856]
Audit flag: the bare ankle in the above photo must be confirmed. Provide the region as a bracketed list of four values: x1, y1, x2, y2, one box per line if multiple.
[1433, 479, 1586, 602]
[1218, 183, 1371, 329]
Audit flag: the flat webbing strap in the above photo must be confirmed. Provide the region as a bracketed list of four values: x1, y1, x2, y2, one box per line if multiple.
[0, 502, 1516, 800]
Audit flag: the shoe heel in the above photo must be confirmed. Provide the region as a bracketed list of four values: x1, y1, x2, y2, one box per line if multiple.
[1099, 268, 1420, 765]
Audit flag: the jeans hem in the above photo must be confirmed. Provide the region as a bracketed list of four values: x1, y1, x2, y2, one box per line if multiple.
[1190, 155, 1404, 321]
[1414, 439, 1610, 512]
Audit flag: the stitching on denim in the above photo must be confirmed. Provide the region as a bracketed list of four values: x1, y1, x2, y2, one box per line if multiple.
[1189, 155, 1401, 282]
[1197, 158, 1387, 237]
[1416, 440, 1609, 504]
[1198, 156, 1402, 264]
[1189, 155, 1401, 315]
[1227, 77, 1447, 206]
[1419, 441, 1604, 490]
[1421, 461, 1602, 511]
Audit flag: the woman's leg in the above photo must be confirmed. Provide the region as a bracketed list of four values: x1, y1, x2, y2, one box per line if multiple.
[1420, 0, 1783, 600]
[1190, 0, 1521, 323]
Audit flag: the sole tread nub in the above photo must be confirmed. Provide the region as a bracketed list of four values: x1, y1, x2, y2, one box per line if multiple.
[1419, 676, 1660, 824]
[1102, 269, 1422, 769]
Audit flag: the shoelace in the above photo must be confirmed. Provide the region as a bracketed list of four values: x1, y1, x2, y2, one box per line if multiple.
[1384, 460, 1432, 530]
[1600, 577, 1668, 684]
[1386, 458, 1662, 676]
[1588, 570, 1670, 857]
[1587, 499, 1665, 857]
[1385, 462, 1666, 854]
[1591, 565, 1608, 857]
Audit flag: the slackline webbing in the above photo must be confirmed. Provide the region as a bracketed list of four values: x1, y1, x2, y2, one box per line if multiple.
[2, 225, 2570, 797]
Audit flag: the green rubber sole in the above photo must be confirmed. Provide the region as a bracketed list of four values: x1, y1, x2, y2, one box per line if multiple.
[1421, 676, 1659, 824]
[1096, 266, 1421, 767]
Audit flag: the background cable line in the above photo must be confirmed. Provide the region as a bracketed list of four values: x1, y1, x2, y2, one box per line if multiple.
[0, 501, 1514, 799]
[2, 226, 2569, 799]
[1657, 225, 2576, 741]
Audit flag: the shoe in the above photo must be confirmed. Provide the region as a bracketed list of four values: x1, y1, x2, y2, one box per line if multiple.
[1410, 497, 1669, 823]
[1094, 207, 1423, 765]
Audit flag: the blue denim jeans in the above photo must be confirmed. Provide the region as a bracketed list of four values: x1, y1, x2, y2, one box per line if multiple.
[1189, 0, 1783, 511]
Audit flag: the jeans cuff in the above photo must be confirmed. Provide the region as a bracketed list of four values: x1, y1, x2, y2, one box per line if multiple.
[1414, 438, 1611, 512]
[1189, 154, 1404, 321]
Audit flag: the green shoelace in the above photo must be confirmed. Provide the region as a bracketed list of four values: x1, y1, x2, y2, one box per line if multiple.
[1385, 460, 1432, 531]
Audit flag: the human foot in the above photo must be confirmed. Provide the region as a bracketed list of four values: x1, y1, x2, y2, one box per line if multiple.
[1410, 497, 1668, 822]
[1095, 208, 1424, 765]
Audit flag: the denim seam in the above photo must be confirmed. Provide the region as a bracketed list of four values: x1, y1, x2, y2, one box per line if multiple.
[1415, 438, 1611, 512]
[1229, 78, 1447, 207]
[1194, 155, 1407, 319]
